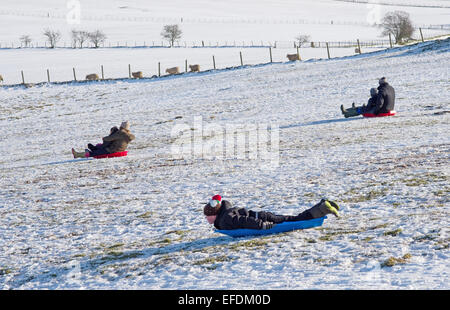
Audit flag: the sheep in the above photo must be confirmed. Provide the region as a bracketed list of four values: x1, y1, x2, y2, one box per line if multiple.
[165, 67, 180, 75]
[85, 73, 99, 81]
[189, 64, 200, 72]
[132, 71, 143, 79]
[286, 54, 301, 61]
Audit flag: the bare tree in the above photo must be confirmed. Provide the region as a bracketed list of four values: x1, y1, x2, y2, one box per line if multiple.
[161, 24, 182, 47]
[71, 30, 79, 48]
[43, 28, 61, 48]
[71, 30, 90, 48]
[88, 30, 107, 48]
[380, 11, 415, 44]
[78, 31, 90, 48]
[295, 34, 311, 47]
[20, 35, 32, 47]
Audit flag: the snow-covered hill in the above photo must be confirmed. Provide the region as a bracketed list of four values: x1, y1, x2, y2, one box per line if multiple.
[1, 0, 449, 44]
[0, 37, 448, 289]
[1, 0, 449, 85]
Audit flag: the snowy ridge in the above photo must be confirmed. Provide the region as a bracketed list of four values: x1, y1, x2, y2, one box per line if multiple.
[0, 37, 449, 289]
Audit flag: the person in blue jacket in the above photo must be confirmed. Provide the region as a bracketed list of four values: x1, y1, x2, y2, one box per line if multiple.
[204, 195, 340, 230]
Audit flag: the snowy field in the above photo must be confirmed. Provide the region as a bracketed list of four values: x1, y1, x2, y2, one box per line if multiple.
[1, 0, 449, 44]
[1, 0, 449, 85]
[0, 36, 449, 289]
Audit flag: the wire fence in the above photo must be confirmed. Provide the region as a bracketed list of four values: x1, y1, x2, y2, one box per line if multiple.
[0, 46, 393, 87]
[2, 8, 449, 26]
[422, 24, 450, 30]
[0, 9, 378, 26]
[333, 0, 450, 9]
[0, 39, 393, 49]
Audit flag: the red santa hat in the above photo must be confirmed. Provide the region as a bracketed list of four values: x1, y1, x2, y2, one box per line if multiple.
[203, 195, 222, 216]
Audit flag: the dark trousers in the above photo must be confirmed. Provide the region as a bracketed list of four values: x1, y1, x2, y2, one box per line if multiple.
[359, 105, 376, 114]
[88, 144, 109, 157]
[249, 210, 313, 223]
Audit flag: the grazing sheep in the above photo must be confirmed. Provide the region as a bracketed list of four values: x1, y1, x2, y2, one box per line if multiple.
[286, 54, 301, 61]
[85, 73, 99, 81]
[165, 67, 180, 75]
[132, 71, 143, 79]
[189, 64, 200, 72]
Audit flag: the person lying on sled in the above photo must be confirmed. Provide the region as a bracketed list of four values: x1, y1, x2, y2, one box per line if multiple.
[341, 77, 395, 118]
[204, 195, 340, 230]
[72, 121, 135, 158]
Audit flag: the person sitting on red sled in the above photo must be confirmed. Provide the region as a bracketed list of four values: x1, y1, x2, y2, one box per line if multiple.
[341, 77, 395, 118]
[72, 121, 135, 158]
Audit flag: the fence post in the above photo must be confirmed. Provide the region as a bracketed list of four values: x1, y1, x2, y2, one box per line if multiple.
[101, 65, 104, 80]
[326, 42, 331, 59]
[269, 47, 273, 63]
[357, 39, 362, 54]
[73, 68, 77, 81]
[389, 33, 393, 48]
[158, 62, 161, 77]
[47, 69, 50, 83]
[240, 51, 243, 66]
[212, 55, 216, 70]
[128, 64, 131, 78]
[21, 71, 25, 84]
[185, 59, 187, 73]
[419, 28, 424, 42]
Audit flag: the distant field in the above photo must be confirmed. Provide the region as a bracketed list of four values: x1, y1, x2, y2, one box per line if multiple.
[0, 46, 388, 85]
[0, 0, 448, 44]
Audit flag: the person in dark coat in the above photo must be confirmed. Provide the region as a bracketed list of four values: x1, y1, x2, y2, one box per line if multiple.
[360, 88, 378, 113]
[374, 77, 395, 114]
[87, 126, 119, 153]
[72, 121, 135, 158]
[204, 195, 340, 230]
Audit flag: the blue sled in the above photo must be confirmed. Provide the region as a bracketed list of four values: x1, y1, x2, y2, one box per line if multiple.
[215, 216, 326, 238]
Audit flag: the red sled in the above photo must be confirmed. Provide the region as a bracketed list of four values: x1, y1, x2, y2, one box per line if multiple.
[92, 151, 128, 159]
[363, 110, 396, 118]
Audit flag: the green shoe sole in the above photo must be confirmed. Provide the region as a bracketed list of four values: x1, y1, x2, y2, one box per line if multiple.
[327, 200, 340, 211]
[324, 201, 340, 217]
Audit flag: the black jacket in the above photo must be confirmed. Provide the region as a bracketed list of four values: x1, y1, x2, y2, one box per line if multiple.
[214, 200, 263, 230]
[375, 82, 395, 114]
[366, 95, 377, 110]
